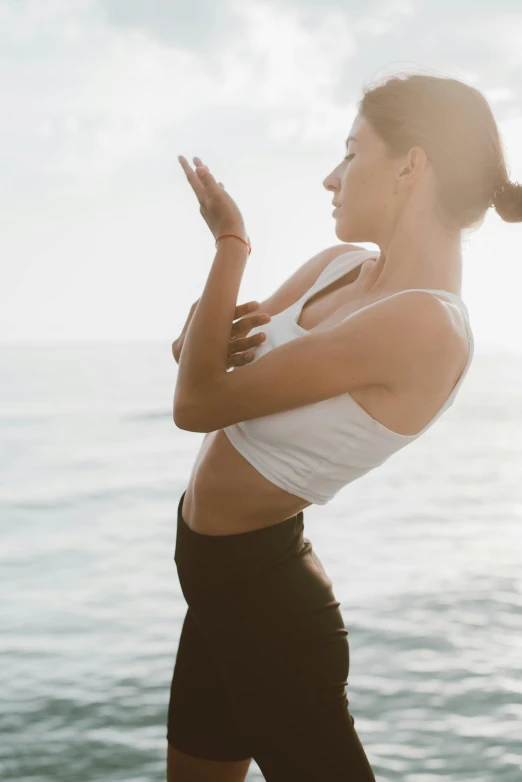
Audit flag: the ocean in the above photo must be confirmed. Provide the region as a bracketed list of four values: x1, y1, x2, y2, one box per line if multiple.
[1, 342, 521, 781]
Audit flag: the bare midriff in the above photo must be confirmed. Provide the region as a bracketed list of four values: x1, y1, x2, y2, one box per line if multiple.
[180, 259, 468, 536]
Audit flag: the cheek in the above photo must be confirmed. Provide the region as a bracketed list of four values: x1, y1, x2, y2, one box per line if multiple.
[341, 168, 358, 197]
[343, 174, 367, 207]
[357, 175, 385, 205]
[344, 160, 366, 187]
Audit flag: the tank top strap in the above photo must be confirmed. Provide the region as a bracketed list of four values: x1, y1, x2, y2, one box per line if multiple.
[304, 249, 378, 300]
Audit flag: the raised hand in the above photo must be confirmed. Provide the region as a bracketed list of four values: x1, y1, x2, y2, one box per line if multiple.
[178, 154, 248, 245]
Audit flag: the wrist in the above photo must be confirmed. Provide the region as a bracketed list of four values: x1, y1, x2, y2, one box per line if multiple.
[215, 230, 251, 255]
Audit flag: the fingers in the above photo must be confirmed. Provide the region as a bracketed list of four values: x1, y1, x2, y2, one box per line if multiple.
[231, 311, 271, 339]
[229, 331, 267, 355]
[178, 155, 207, 204]
[191, 155, 218, 189]
[179, 154, 218, 202]
[227, 350, 256, 368]
[193, 156, 207, 171]
[193, 157, 222, 186]
[234, 301, 260, 319]
[193, 157, 223, 187]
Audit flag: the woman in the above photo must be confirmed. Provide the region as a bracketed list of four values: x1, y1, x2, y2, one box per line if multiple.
[166, 73, 520, 781]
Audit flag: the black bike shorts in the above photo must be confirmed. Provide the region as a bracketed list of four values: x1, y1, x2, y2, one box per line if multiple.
[166, 489, 376, 781]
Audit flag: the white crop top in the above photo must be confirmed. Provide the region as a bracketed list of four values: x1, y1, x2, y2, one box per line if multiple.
[223, 248, 474, 505]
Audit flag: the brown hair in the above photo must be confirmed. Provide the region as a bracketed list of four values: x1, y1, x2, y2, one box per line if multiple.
[357, 71, 522, 230]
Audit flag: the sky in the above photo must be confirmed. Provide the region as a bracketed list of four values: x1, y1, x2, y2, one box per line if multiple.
[1, 0, 522, 353]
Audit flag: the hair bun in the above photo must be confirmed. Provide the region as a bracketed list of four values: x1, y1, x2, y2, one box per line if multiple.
[492, 181, 508, 204]
[491, 180, 522, 221]
[492, 180, 521, 202]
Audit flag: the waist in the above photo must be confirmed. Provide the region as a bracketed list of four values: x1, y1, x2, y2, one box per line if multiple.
[185, 429, 312, 535]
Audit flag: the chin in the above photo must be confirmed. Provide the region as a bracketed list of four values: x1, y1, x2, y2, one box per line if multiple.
[334, 217, 369, 245]
[334, 221, 357, 243]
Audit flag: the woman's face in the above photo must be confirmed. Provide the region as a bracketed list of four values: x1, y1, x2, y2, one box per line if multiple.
[323, 114, 399, 245]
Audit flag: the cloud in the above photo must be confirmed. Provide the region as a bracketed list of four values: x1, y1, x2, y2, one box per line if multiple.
[1, 0, 521, 344]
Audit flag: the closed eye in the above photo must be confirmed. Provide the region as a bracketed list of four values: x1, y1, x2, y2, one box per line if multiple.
[344, 154, 355, 161]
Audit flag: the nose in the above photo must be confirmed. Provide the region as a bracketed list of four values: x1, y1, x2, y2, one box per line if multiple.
[323, 173, 341, 194]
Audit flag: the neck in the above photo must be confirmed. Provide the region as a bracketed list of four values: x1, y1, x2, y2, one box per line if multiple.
[361, 199, 463, 297]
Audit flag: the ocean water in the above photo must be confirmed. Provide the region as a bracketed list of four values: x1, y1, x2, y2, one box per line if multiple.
[1, 342, 521, 782]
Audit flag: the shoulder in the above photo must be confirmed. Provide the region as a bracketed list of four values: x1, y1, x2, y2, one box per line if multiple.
[368, 289, 462, 353]
[318, 288, 462, 400]
[357, 289, 465, 392]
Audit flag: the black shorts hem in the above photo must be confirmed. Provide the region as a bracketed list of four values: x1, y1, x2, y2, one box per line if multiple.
[166, 735, 252, 762]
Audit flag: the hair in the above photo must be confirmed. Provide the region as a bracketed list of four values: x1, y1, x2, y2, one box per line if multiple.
[357, 70, 522, 231]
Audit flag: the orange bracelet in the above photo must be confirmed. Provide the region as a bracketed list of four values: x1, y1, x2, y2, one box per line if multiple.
[215, 233, 252, 255]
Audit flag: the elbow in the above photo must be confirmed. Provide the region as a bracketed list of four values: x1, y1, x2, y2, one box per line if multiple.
[173, 387, 190, 429]
[173, 406, 187, 430]
[173, 381, 221, 432]
[173, 402, 209, 433]
[173, 385, 193, 430]
[173, 404, 195, 431]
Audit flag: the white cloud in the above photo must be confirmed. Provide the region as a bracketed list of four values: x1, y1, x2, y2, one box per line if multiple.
[0, 0, 521, 351]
